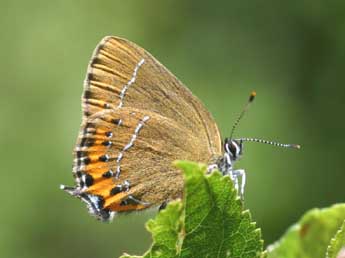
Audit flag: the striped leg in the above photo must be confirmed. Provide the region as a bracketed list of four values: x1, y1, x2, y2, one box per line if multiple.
[232, 169, 246, 200]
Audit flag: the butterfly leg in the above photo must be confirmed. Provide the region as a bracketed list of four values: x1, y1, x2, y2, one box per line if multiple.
[232, 169, 246, 201]
[221, 169, 240, 197]
[207, 164, 218, 174]
[158, 200, 168, 211]
[231, 172, 240, 192]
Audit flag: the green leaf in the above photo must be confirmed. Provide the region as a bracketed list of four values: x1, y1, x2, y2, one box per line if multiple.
[121, 201, 183, 258]
[120, 161, 263, 258]
[267, 204, 345, 258]
[326, 220, 345, 258]
[177, 161, 263, 258]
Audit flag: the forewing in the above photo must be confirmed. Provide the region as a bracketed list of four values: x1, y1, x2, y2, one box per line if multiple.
[82, 36, 222, 156]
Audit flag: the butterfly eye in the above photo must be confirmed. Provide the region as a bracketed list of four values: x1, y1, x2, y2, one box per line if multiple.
[230, 142, 239, 157]
[225, 140, 242, 160]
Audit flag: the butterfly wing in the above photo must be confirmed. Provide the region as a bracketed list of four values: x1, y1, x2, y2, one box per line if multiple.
[82, 36, 222, 156]
[64, 107, 213, 220]
[62, 36, 223, 221]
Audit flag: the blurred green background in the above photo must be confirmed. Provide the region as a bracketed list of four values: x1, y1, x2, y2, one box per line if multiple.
[1, 1, 345, 257]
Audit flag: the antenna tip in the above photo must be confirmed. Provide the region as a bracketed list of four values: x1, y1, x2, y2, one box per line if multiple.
[249, 91, 256, 102]
[291, 144, 301, 149]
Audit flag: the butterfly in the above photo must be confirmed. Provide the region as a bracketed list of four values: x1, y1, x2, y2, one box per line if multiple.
[60, 36, 300, 221]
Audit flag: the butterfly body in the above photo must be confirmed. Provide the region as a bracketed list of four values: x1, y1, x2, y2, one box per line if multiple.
[61, 37, 299, 221]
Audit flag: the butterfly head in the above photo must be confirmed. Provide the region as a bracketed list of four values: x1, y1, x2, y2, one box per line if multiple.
[224, 138, 243, 163]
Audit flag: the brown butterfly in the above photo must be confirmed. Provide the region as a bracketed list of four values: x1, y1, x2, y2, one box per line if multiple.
[61, 36, 300, 221]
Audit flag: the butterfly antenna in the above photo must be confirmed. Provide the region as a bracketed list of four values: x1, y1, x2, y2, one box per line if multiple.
[230, 91, 256, 139]
[237, 138, 301, 149]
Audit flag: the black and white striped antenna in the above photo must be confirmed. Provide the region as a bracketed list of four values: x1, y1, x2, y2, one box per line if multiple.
[230, 91, 300, 150]
[236, 137, 300, 149]
[229, 91, 256, 139]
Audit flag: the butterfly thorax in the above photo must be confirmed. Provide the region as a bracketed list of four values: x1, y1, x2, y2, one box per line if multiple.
[208, 138, 243, 174]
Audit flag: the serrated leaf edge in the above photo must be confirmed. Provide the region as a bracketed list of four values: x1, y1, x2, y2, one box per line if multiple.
[326, 219, 345, 258]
